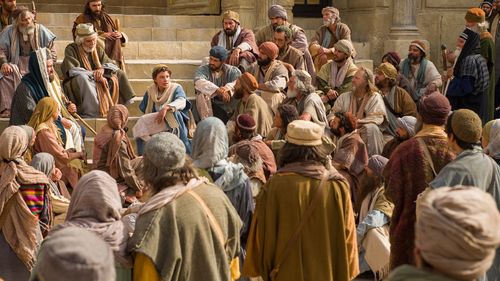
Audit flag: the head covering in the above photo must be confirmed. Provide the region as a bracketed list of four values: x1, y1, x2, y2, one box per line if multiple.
[292, 69, 314, 92]
[19, 125, 34, 143]
[322, 6, 339, 17]
[450, 109, 482, 143]
[231, 141, 266, 183]
[454, 28, 481, 77]
[275, 25, 292, 39]
[53, 170, 129, 265]
[286, 120, 323, 146]
[484, 119, 500, 159]
[20, 48, 52, 103]
[418, 92, 451, 125]
[104, 105, 136, 178]
[238, 72, 259, 93]
[27, 96, 62, 144]
[31, 227, 116, 281]
[376, 62, 398, 80]
[236, 114, 257, 132]
[259, 41, 279, 60]
[30, 152, 55, 178]
[382, 51, 401, 67]
[396, 116, 417, 137]
[209, 46, 229, 61]
[465, 7, 486, 23]
[0, 126, 49, 270]
[367, 155, 388, 177]
[334, 39, 355, 57]
[222, 10, 240, 24]
[75, 23, 96, 37]
[410, 40, 428, 55]
[191, 117, 228, 169]
[416, 186, 500, 281]
[481, 1, 493, 8]
[268, 4, 287, 19]
[144, 132, 186, 173]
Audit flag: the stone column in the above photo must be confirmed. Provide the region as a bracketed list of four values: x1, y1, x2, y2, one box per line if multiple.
[389, 0, 419, 37]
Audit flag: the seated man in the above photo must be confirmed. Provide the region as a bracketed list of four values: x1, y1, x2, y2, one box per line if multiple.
[210, 10, 258, 71]
[329, 67, 388, 156]
[316, 39, 358, 109]
[381, 115, 417, 159]
[72, 0, 128, 70]
[10, 48, 84, 153]
[0, 0, 16, 32]
[248, 42, 288, 113]
[0, 7, 56, 117]
[309, 6, 351, 72]
[274, 25, 305, 74]
[61, 23, 135, 118]
[194, 46, 241, 123]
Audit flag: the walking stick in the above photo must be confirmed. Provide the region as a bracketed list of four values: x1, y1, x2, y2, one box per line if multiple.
[72, 113, 97, 135]
[441, 44, 451, 95]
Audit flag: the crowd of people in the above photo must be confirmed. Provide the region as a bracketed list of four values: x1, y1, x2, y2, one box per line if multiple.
[0, 0, 500, 280]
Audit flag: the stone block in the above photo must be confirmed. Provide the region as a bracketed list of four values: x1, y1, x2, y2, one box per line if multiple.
[125, 60, 201, 80]
[122, 42, 139, 60]
[138, 42, 182, 60]
[424, 0, 477, 8]
[37, 13, 72, 27]
[176, 28, 219, 41]
[122, 28, 153, 41]
[153, 16, 218, 29]
[151, 29, 178, 41]
[51, 27, 73, 41]
[181, 42, 212, 60]
[123, 15, 153, 28]
[354, 59, 373, 72]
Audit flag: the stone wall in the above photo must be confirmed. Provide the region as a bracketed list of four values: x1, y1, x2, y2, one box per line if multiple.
[336, 0, 479, 69]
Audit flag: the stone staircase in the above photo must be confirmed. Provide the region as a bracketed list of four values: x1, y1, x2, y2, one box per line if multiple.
[1, 11, 373, 160]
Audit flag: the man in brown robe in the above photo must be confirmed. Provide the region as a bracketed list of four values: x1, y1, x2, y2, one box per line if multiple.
[384, 92, 455, 269]
[210, 10, 258, 71]
[255, 5, 315, 78]
[330, 111, 369, 205]
[61, 23, 135, 118]
[72, 0, 127, 70]
[374, 62, 417, 138]
[309, 6, 352, 72]
[0, 0, 16, 31]
[274, 25, 304, 75]
[243, 120, 359, 281]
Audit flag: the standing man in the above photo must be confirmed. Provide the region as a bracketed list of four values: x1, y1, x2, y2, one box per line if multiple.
[61, 23, 135, 118]
[316, 39, 358, 109]
[274, 25, 305, 74]
[255, 5, 315, 77]
[329, 67, 388, 156]
[309, 6, 351, 72]
[194, 46, 241, 123]
[249, 42, 288, 113]
[0, 7, 56, 117]
[72, 0, 128, 70]
[399, 40, 442, 101]
[446, 29, 489, 124]
[243, 120, 359, 281]
[210, 10, 258, 71]
[490, 1, 500, 118]
[384, 92, 455, 270]
[374, 62, 417, 138]
[481, 1, 496, 30]
[0, 0, 16, 32]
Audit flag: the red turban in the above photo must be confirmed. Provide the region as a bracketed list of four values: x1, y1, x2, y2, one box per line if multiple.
[259, 42, 279, 60]
[238, 72, 259, 92]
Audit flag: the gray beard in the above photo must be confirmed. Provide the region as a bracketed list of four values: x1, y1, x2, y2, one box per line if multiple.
[323, 18, 334, 26]
[18, 25, 35, 41]
[83, 45, 96, 53]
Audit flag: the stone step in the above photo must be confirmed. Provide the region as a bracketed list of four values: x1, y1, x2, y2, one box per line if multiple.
[55, 59, 202, 80]
[49, 26, 219, 42]
[54, 41, 211, 61]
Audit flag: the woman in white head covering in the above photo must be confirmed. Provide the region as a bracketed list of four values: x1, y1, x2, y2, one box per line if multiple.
[482, 119, 500, 166]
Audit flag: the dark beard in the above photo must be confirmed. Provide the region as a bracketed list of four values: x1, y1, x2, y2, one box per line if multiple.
[90, 11, 103, 20]
[257, 57, 271, 66]
[408, 54, 422, 64]
[209, 64, 221, 71]
[233, 88, 244, 99]
[330, 127, 341, 137]
[224, 28, 237, 36]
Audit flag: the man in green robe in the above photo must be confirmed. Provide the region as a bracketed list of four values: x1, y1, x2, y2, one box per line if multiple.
[243, 120, 359, 281]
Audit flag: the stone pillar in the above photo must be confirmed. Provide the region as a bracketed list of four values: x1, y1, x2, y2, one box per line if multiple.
[389, 0, 419, 37]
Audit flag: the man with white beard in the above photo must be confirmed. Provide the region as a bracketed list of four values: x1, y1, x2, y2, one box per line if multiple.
[285, 69, 328, 128]
[0, 6, 56, 117]
[61, 23, 135, 118]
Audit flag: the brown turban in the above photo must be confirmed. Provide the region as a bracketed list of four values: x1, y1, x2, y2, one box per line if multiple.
[106, 105, 136, 178]
[238, 72, 259, 93]
[416, 186, 500, 281]
[268, 4, 287, 19]
[410, 40, 428, 55]
[418, 92, 451, 126]
[376, 62, 398, 80]
[222, 10, 240, 24]
[259, 42, 279, 60]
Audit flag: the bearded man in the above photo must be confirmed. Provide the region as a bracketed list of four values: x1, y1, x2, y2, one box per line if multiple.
[248, 41, 288, 114]
[381, 115, 417, 158]
[329, 67, 388, 156]
[0, 7, 56, 117]
[61, 23, 135, 118]
[309, 6, 352, 72]
[0, 0, 16, 31]
[317, 39, 358, 109]
[10, 48, 84, 153]
[72, 0, 128, 70]
[274, 25, 304, 74]
[210, 10, 258, 71]
[374, 62, 417, 138]
[481, 1, 496, 30]
[399, 40, 442, 101]
[255, 5, 315, 77]
[194, 46, 242, 123]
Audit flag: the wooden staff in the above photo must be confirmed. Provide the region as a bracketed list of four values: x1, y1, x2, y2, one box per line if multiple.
[31, 1, 37, 22]
[73, 113, 97, 135]
[441, 44, 451, 95]
[114, 18, 126, 72]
